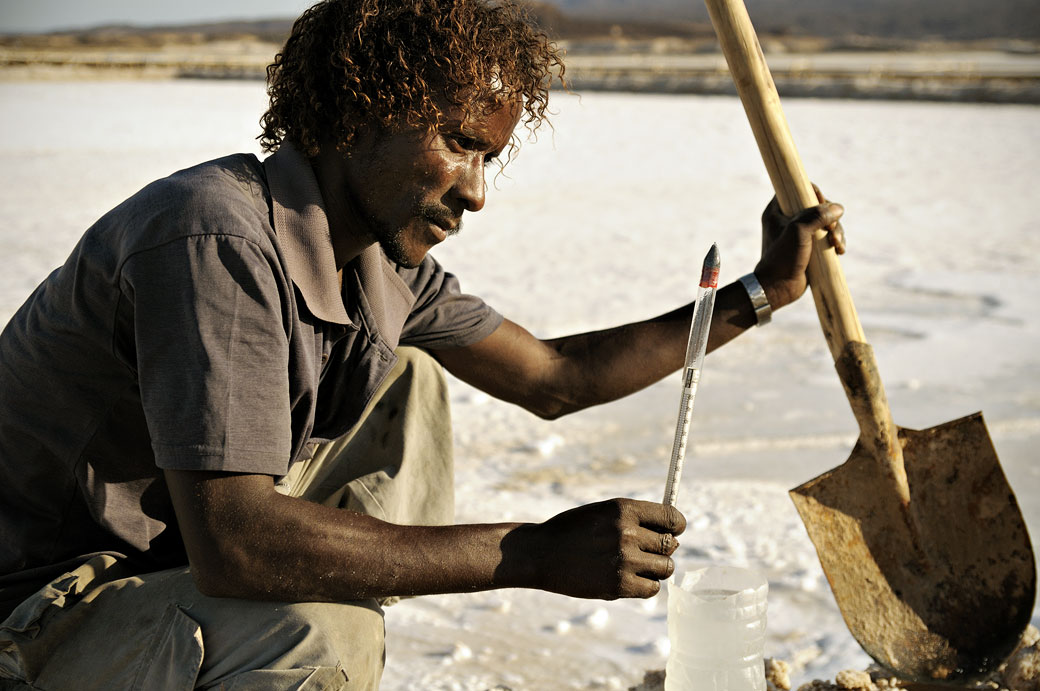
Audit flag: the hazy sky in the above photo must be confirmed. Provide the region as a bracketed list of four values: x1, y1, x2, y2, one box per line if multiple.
[1, 0, 316, 33]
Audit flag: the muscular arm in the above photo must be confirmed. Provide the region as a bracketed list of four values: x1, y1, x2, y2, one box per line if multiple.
[431, 280, 757, 420]
[435, 200, 845, 419]
[166, 470, 683, 602]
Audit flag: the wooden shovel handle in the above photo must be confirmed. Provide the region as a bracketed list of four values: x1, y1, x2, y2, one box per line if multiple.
[704, 0, 863, 353]
[704, 0, 910, 502]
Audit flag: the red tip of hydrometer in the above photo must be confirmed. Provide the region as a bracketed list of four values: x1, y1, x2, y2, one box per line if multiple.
[699, 243, 720, 288]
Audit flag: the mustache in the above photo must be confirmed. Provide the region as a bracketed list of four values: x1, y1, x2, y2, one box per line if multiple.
[420, 204, 463, 236]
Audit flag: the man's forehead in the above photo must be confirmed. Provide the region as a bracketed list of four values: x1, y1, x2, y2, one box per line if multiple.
[443, 98, 521, 133]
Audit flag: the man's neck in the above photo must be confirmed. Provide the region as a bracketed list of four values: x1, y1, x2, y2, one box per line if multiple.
[309, 145, 375, 270]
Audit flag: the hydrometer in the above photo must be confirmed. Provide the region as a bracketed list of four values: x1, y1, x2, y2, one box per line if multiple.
[662, 243, 719, 507]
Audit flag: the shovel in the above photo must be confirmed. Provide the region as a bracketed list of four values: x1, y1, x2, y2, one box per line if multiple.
[702, 0, 1036, 680]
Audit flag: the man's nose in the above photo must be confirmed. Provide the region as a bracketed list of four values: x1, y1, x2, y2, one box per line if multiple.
[454, 154, 486, 213]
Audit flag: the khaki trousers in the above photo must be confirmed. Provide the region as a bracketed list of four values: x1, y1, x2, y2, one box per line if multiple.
[0, 347, 454, 691]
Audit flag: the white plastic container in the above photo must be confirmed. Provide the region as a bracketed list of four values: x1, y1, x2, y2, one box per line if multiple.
[665, 566, 768, 691]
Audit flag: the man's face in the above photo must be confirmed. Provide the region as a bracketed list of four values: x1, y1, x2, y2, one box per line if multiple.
[338, 101, 521, 268]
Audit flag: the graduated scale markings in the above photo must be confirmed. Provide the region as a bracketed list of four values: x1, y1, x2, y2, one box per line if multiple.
[663, 243, 719, 508]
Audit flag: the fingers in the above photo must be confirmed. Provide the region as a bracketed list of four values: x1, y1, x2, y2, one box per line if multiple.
[625, 499, 686, 537]
[809, 184, 846, 254]
[784, 202, 844, 256]
[633, 554, 676, 597]
[635, 553, 675, 581]
[791, 200, 844, 232]
[620, 499, 686, 556]
[764, 187, 845, 250]
[808, 202, 845, 255]
[618, 570, 667, 599]
[627, 526, 679, 557]
[830, 220, 847, 255]
[638, 528, 679, 556]
[618, 500, 683, 597]
[659, 531, 677, 555]
[618, 549, 675, 598]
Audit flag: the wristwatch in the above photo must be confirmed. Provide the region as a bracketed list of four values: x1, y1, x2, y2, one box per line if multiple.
[738, 273, 772, 326]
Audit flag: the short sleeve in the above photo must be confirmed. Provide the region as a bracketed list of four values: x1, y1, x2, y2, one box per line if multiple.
[121, 234, 292, 474]
[398, 256, 503, 348]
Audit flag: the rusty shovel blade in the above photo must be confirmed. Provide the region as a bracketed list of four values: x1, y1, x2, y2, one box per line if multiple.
[790, 412, 1035, 681]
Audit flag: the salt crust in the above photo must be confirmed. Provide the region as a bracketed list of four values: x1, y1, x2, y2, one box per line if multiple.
[629, 626, 1040, 691]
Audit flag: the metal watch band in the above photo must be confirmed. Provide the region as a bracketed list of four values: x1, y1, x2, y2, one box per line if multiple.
[738, 272, 772, 326]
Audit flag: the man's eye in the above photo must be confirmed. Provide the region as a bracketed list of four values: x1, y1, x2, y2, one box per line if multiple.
[450, 134, 477, 150]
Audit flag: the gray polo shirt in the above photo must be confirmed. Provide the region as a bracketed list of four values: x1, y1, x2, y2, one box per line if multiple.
[0, 143, 502, 615]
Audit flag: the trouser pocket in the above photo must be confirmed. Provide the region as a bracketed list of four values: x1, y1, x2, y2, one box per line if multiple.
[0, 556, 204, 691]
[130, 604, 204, 691]
[0, 558, 107, 682]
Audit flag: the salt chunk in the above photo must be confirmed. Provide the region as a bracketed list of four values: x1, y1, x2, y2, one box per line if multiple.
[1023, 624, 1040, 647]
[765, 658, 791, 690]
[790, 645, 823, 669]
[554, 619, 571, 634]
[1004, 639, 1040, 690]
[834, 669, 872, 689]
[523, 434, 564, 456]
[653, 636, 670, 657]
[450, 642, 473, 661]
[583, 606, 609, 629]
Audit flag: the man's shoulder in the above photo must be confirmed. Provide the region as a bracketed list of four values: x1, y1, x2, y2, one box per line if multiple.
[150, 154, 269, 224]
[112, 153, 273, 249]
[72, 153, 279, 273]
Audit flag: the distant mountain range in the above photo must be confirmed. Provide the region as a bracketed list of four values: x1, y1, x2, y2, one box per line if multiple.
[551, 0, 1039, 40]
[2, 0, 1036, 42]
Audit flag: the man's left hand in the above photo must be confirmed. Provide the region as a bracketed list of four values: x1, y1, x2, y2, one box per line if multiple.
[754, 185, 846, 310]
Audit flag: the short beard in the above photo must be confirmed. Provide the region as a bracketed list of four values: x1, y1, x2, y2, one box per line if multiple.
[379, 228, 418, 268]
[377, 204, 462, 269]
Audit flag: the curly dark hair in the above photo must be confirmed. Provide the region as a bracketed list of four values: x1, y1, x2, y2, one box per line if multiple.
[259, 0, 564, 158]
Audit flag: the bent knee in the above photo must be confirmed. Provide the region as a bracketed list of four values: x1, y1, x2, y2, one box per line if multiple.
[197, 599, 385, 690]
[279, 599, 385, 666]
[394, 346, 446, 385]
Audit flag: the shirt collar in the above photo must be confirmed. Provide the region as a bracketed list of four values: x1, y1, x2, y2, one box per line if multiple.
[263, 142, 351, 326]
[262, 143, 417, 341]
[354, 243, 417, 351]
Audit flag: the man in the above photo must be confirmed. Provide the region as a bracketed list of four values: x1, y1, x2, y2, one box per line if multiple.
[0, 0, 845, 688]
